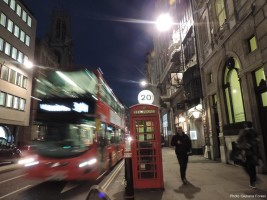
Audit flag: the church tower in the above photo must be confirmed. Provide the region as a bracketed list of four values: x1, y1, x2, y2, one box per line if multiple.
[48, 8, 73, 68]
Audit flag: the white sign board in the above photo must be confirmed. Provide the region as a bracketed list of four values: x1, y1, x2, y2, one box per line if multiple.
[138, 90, 154, 104]
[190, 130, 197, 140]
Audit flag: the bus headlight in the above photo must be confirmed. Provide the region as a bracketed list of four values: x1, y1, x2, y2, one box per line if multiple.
[18, 157, 39, 167]
[78, 158, 97, 168]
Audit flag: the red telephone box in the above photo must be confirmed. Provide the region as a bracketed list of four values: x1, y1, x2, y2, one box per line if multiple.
[130, 104, 164, 189]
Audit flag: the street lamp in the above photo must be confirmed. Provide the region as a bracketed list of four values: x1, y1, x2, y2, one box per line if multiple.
[156, 13, 173, 32]
[140, 80, 147, 87]
[23, 59, 33, 69]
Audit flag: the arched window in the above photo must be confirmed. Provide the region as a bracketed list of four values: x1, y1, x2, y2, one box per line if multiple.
[223, 57, 245, 123]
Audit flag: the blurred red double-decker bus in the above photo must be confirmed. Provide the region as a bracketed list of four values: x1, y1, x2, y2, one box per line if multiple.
[19, 68, 126, 181]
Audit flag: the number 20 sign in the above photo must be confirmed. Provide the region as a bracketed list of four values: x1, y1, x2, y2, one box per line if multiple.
[138, 90, 154, 104]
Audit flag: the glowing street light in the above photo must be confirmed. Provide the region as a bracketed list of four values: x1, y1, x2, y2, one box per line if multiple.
[156, 13, 173, 32]
[23, 59, 33, 68]
[140, 80, 147, 87]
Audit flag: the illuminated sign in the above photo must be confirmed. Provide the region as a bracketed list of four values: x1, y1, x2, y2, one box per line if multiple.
[190, 130, 197, 140]
[138, 90, 154, 104]
[73, 102, 89, 113]
[133, 110, 155, 114]
[40, 102, 89, 113]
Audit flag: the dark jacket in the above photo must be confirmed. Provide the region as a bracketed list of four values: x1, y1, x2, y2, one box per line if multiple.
[237, 127, 261, 165]
[171, 132, 192, 156]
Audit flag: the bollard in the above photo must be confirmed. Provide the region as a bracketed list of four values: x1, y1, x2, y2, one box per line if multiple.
[124, 135, 134, 199]
[124, 155, 134, 199]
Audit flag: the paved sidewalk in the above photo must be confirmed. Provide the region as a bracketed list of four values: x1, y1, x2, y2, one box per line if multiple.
[0, 163, 21, 174]
[105, 147, 267, 200]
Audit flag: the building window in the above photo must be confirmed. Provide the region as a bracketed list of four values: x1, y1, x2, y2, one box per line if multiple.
[13, 96, 19, 109]
[10, 0, 16, 11]
[248, 35, 257, 52]
[11, 47, 17, 60]
[0, 92, 6, 106]
[4, 42, 11, 56]
[17, 51, 23, 63]
[7, 19, 13, 33]
[9, 69, 16, 84]
[16, 4, 22, 17]
[19, 98, 25, 111]
[14, 25, 19, 38]
[0, 65, 9, 81]
[20, 30, 25, 42]
[56, 19, 61, 39]
[0, 37, 3, 51]
[223, 57, 245, 124]
[6, 94, 13, 108]
[254, 67, 267, 107]
[22, 10, 27, 22]
[16, 73, 22, 86]
[62, 21, 66, 40]
[22, 76, 27, 88]
[25, 35, 30, 46]
[27, 16, 32, 27]
[0, 13, 7, 27]
[215, 0, 226, 29]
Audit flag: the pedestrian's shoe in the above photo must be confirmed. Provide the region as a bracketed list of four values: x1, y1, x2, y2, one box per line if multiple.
[249, 182, 256, 189]
[182, 178, 187, 185]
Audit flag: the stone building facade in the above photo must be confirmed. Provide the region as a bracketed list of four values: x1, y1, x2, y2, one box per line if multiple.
[192, 0, 267, 171]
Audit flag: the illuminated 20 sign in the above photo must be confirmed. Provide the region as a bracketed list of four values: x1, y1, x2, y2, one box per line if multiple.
[138, 90, 154, 104]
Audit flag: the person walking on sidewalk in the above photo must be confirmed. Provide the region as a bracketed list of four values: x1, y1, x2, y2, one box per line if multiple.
[171, 126, 192, 185]
[236, 121, 262, 189]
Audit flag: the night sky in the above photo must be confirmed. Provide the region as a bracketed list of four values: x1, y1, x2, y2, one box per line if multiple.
[22, 0, 155, 107]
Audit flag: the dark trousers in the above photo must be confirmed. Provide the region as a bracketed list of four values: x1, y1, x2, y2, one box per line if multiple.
[242, 162, 256, 184]
[177, 154, 189, 180]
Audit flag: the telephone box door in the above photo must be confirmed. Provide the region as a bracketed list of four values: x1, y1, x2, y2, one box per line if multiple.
[130, 104, 164, 189]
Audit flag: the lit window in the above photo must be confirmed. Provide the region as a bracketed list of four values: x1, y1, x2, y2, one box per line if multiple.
[16, 73, 22, 86]
[25, 35, 30, 46]
[249, 35, 257, 52]
[6, 94, 13, 108]
[27, 16, 32, 27]
[4, 42, 11, 56]
[17, 51, 23, 63]
[22, 10, 27, 22]
[223, 57, 245, 123]
[13, 96, 19, 109]
[19, 98, 26, 111]
[254, 67, 267, 106]
[0, 38, 3, 51]
[22, 76, 27, 88]
[0, 92, 6, 106]
[0, 13, 7, 27]
[10, 0, 16, 11]
[23, 55, 28, 65]
[16, 4, 22, 17]
[215, 0, 226, 29]
[0, 65, 9, 81]
[7, 19, 13, 33]
[14, 25, 19, 38]
[20, 30, 25, 42]
[9, 69, 16, 84]
[11, 47, 17, 60]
